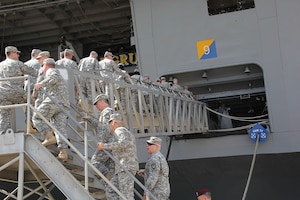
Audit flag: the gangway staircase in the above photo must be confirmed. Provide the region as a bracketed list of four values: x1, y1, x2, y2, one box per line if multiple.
[0, 131, 101, 199]
[0, 70, 209, 199]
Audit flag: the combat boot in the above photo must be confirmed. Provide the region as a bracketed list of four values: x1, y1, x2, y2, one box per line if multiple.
[42, 131, 56, 146]
[105, 172, 113, 181]
[57, 148, 68, 162]
[24, 120, 38, 134]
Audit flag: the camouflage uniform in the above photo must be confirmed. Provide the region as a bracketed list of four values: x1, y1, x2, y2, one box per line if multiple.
[56, 56, 79, 102]
[55, 57, 78, 71]
[89, 106, 116, 199]
[144, 151, 170, 200]
[170, 83, 182, 92]
[130, 72, 142, 112]
[90, 107, 115, 175]
[24, 55, 41, 92]
[159, 80, 170, 89]
[0, 56, 38, 134]
[32, 68, 70, 149]
[34, 68, 45, 108]
[78, 55, 100, 104]
[114, 68, 131, 110]
[104, 126, 139, 200]
[99, 56, 118, 97]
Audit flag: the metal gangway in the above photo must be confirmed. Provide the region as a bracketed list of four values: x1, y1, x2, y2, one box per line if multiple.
[75, 68, 208, 137]
[0, 69, 208, 199]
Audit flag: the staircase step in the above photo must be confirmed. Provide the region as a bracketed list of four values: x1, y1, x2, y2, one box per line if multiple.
[71, 171, 94, 183]
[91, 190, 106, 200]
[63, 162, 84, 172]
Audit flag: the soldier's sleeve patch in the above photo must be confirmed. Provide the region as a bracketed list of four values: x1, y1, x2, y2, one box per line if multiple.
[151, 163, 156, 170]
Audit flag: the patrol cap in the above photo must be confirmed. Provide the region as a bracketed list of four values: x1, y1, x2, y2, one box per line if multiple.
[109, 113, 122, 123]
[5, 46, 21, 54]
[64, 49, 73, 55]
[196, 188, 210, 197]
[160, 76, 166, 80]
[36, 51, 50, 59]
[93, 94, 108, 105]
[104, 51, 113, 57]
[90, 51, 98, 57]
[146, 136, 162, 145]
[43, 58, 56, 66]
[31, 49, 41, 55]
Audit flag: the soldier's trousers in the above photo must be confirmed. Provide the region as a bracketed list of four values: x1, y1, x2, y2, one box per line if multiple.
[109, 171, 135, 200]
[0, 91, 26, 134]
[32, 102, 68, 149]
[91, 150, 116, 199]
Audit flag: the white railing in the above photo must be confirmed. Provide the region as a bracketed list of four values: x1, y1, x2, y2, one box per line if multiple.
[0, 71, 209, 199]
[71, 69, 209, 137]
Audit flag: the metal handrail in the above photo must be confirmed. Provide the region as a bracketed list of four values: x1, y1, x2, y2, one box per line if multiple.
[1, 73, 208, 199]
[38, 88, 158, 200]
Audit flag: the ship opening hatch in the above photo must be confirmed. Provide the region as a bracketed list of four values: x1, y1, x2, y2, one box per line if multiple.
[162, 63, 268, 134]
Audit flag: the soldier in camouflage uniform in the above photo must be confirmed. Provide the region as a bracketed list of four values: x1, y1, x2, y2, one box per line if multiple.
[32, 58, 70, 162]
[78, 51, 100, 104]
[97, 113, 139, 200]
[56, 49, 79, 103]
[0, 46, 38, 135]
[82, 94, 116, 199]
[55, 49, 78, 71]
[24, 49, 41, 93]
[98, 51, 118, 98]
[114, 63, 131, 111]
[170, 78, 182, 93]
[159, 77, 170, 89]
[138, 136, 170, 200]
[33, 51, 51, 108]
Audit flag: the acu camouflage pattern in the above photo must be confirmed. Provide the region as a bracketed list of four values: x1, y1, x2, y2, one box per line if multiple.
[56, 58, 78, 71]
[32, 68, 69, 149]
[0, 58, 37, 94]
[145, 151, 170, 200]
[0, 58, 38, 134]
[110, 171, 136, 200]
[89, 106, 116, 199]
[34, 68, 45, 108]
[171, 84, 182, 92]
[104, 126, 139, 174]
[104, 126, 139, 199]
[56, 57, 79, 103]
[99, 58, 118, 79]
[78, 56, 100, 72]
[98, 58, 120, 97]
[24, 58, 41, 92]
[90, 106, 115, 175]
[38, 68, 69, 107]
[78, 56, 101, 104]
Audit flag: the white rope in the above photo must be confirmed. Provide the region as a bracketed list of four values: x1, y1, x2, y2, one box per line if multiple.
[242, 134, 260, 200]
[207, 121, 268, 132]
[206, 106, 268, 122]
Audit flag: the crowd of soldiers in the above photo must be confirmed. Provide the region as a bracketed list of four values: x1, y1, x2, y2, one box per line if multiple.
[0, 45, 173, 199]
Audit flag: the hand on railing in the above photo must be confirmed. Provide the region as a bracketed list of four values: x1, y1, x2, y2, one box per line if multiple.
[97, 142, 104, 151]
[81, 114, 90, 121]
[137, 169, 145, 177]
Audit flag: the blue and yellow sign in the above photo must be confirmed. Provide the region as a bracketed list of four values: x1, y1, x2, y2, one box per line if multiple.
[196, 39, 217, 60]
